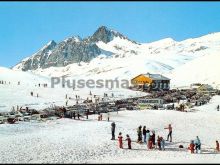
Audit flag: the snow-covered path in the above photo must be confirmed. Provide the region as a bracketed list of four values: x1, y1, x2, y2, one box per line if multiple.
[1, 96, 220, 163]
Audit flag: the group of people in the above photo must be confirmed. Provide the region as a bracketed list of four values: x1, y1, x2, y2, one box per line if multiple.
[137, 124, 171, 150]
[188, 136, 202, 153]
[38, 83, 48, 88]
[98, 113, 103, 121]
[97, 112, 110, 121]
[188, 137, 220, 154]
[114, 119, 220, 154]
[113, 123, 173, 151]
[0, 80, 7, 84]
[30, 91, 39, 97]
[118, 132, 132, 149]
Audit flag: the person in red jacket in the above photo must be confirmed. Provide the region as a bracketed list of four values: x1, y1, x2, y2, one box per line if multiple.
[216, 140, 219, 152]
[148, 136, 153, 149]
[188, 140, 195, 154]
[118, 132, 123, 149]
[126, 134, 131, 149]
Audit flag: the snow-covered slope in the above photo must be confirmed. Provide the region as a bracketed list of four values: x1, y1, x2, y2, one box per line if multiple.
[169, 50, 220, 89]
[1, 96, 220, 163]
[0, 66, 49, 84]
[0, 67, 146, 112]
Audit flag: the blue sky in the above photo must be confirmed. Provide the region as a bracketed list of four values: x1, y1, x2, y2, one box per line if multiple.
[0, 2, 220, 68]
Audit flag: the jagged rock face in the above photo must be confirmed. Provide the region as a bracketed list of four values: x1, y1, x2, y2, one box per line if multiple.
[20, 37, 102, 71]
[44, 38, 101, 68]
[14, 26, 136, 71]
[85, 26, 137, 44]
[21, 40, 57, 71]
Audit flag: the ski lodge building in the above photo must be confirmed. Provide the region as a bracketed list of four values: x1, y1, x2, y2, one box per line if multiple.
[131, 73, 170, 91]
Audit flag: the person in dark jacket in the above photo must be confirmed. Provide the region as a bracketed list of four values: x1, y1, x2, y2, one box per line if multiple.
[86, 109, 89, 119]
[151, 130, 156, 148]
[137, 125, 142, 143]
[157, 136, 162, 150]
[143, 126, 147, 143]
[216, 140, 219, 152]
[77, 113, 80, 120]
[126, 134, 132, 149]
[73, 111, 76, 120]
[111, 122, 116, 140]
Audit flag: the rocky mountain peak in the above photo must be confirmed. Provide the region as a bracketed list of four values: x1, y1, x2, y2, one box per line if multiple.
[87, 26, 136, 44]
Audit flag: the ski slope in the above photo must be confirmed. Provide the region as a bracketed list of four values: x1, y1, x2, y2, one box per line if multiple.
[0, 95, 220, 163]
[0, 66, 146, 112]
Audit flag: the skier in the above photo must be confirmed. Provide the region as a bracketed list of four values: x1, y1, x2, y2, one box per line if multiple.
[98, 114, 101, 121]
[151, 130, 156, 148]
[111, 122, 116, 140]
[194, 136, 201, 153]
[188, 140, 195, 154]
[146, 129, 151, 147]
[137, 125, 142, 143]
[63, 107, 67, 118]
[86, 109, 89, 119]
[30, 91, 33, 97]
[157, 136, 161, 150]
[107, 112, 110, 122]
[217, 105, 219, 111]
[216, 140, 219, 152]
[77, 113, 80, 120]
[126, 134, 132, 149]
[148, 136, 153, 149]
[164, 124, 172, 142]
[73, 111, 76, 120]
[143, 126, 147, 143]
[161, 137, 165, 151]
[118, 132, 123, 149]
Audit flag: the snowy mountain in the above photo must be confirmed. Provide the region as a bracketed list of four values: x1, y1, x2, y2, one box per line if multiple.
[13, 26, 133, 71]
[12, 27, 220, 88]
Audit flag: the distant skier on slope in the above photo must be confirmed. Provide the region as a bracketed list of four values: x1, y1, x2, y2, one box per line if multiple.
[107, 112, 110, 122]
[73, 111, 76, 120]
[217, 105, 219, 111]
